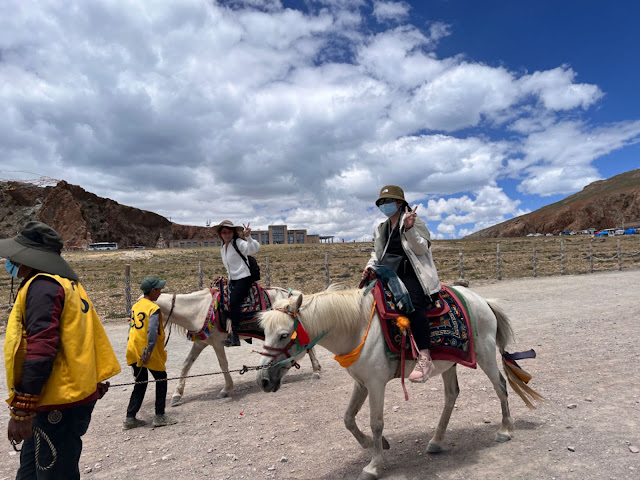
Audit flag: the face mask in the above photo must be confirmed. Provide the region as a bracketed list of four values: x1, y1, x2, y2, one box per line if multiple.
[379, 202, 398, 217]
[5, 259, 19, 278]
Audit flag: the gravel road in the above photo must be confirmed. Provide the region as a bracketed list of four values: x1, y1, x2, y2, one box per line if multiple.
[1, 269, 639, 480]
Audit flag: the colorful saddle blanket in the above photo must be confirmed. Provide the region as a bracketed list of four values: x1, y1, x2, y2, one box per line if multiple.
[212, 277, 272, 339]
[374, 282, 477, 369]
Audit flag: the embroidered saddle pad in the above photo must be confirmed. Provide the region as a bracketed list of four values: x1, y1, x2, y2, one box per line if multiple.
[373, 281, 477, 369]
[213, 277, 272, 338]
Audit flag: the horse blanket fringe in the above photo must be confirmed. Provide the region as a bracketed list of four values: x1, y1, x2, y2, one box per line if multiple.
[374, 282, 477, 369]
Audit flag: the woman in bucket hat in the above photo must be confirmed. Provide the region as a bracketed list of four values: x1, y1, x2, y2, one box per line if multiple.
[1, 221, 121, 479]
[362, 186, 441, 383]
[211, 220, 260, 346]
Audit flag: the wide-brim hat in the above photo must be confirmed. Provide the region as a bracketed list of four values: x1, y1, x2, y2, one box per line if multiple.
[211, 220, 244, 236]
[376, 185, 407, 206]
[0, 221, 79, 281]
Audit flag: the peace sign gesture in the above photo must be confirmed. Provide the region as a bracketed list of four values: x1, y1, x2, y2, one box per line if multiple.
[243, 222, 252, 237]
[403, 205, 418, 230]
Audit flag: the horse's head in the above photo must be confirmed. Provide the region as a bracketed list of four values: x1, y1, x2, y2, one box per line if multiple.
[255, 294, 304, 393]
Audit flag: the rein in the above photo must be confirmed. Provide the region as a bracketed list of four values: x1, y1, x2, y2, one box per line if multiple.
[255, 308, 326, 369]
[163, 294, 177, 348]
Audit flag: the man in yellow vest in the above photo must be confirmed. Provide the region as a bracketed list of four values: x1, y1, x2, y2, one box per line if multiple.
[123, 276, 177, 430]
[1, 221, 121, 479]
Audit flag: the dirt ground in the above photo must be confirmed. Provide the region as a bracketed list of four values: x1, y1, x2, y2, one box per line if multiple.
[1, 270, 639, 480]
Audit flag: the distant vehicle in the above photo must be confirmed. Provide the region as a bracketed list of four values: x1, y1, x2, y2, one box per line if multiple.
[545, 233, 553, 236]
[89, 242, 118, 251]
[594, 231, 609, 237]
[133, 246, 146, 250]
[624, 229, 637, 235]
[614, 229, 625, 235]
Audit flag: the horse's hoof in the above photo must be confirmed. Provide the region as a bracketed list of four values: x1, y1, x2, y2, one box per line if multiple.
[495, 432, 512, 443]
[382, 436, 390, 450]
[311, 373, 321, 380]
[170, 396, 183, 407]
[426, 441, 443, 453]
[217, 391, 230, 399]
[357, 472, 377, 480]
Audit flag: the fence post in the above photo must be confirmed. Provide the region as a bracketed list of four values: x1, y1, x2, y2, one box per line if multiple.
[533, 245, 537, 278]
[125, 264, 131, 317]
[325, 253, 330, 288]
[589, 240, 594, 273]
[198, 260, 203, 290]
[459, 246, 464, 279]
[560, 239, 565, 275]
[496, 243, 502, 281]
[617, 238, 622, 271]
[265, 256, 271, 287]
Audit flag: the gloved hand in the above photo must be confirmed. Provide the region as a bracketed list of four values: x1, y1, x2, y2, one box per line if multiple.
[97, 381, 110, 399]
[140, 347, 151, 365]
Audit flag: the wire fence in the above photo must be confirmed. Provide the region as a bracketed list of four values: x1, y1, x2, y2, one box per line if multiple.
[1, 236, 639, 323]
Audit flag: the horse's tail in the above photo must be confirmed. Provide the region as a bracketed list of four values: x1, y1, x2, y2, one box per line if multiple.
[487, 300, 546, 410]
[486, 300, 514, 354]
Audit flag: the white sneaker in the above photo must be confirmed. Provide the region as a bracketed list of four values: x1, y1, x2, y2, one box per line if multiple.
[409, 349, 433, 383]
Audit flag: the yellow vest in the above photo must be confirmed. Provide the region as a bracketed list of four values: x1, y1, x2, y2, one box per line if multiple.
[126, 298, 167, 371]
[4, 274, 121, 408]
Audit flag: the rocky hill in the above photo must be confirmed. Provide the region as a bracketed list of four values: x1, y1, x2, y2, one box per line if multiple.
[468, 168, 640, 238]
[0, 180, 215, 248]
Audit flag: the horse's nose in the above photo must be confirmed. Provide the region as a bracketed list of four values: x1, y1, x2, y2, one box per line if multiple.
[261, 378, 270, 390]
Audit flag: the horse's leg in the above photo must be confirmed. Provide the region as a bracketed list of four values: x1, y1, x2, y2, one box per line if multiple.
[344, 381, 391, 452]
[358, 379, 388, 480]
[171, 341, 207, 406]
[478, 352, 513, 442]
[427, 365, 459, 453]
[307, 347, 322, 379]
[211, 340, 234, 398]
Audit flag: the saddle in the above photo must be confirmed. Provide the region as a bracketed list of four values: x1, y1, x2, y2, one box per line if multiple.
[372, 280, 477, 369]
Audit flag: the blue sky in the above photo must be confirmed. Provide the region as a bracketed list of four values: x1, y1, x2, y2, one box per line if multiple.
[1, 0, 639, 240]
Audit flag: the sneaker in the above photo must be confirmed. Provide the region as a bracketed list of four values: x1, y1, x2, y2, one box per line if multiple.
[409, 349, 433, 383]
[122, 417, 146, 430]
[152, 414, 178, 428]
[221, 334, 240, 347]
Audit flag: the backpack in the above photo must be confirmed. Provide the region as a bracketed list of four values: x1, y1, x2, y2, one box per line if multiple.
[232, 239, 261, 282]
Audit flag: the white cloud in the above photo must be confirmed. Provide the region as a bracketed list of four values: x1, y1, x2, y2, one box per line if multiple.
[0, 1, 638, 238]
[373, 1, 411, 23]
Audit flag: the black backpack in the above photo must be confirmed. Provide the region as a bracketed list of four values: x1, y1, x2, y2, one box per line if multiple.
[232, 239, 261, 282]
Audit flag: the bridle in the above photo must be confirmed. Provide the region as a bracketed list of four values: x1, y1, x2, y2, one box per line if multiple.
[256, 307, 321, 370]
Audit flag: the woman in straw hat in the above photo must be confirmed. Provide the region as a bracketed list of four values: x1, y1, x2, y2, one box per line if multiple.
[1, 221, 121, 479]
[362, 185, 441, 383]
[211, 220, 260, 346]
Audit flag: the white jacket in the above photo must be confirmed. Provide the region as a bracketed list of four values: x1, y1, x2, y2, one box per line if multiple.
[367, 211, 441, 296]
[221, 237, 260, 280]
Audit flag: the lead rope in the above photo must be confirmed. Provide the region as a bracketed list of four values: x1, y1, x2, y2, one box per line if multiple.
[163, 294, 177, 348]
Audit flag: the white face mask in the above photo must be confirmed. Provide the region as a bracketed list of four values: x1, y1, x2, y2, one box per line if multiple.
[379, 202, 398, 217]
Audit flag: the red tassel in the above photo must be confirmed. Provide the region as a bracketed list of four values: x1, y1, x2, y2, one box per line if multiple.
[296, 321, 311, 346]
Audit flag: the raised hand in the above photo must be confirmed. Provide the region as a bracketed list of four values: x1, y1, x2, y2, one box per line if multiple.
[403, 205, 418, 230]
[243, 222, 252, 237]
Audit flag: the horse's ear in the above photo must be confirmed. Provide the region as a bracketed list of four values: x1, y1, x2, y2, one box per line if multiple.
[289, 294, 303, 314]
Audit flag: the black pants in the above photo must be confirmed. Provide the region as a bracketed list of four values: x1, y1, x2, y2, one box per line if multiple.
[229, 276, 253, 335]
[125, 364, 167, 418]
[398, 269, 431, 351]
[16, 400, 96, 480]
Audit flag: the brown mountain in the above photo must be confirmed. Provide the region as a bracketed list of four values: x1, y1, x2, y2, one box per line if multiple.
[0, 180, 215, 248]
[467, 168, 640, 238]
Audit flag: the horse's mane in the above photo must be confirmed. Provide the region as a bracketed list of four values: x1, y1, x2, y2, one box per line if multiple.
[262, 287, 373, 336]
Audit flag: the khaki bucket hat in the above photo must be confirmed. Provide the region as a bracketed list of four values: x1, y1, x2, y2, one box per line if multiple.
[0, 221, 79, 281]
[211, 220, 244, 236]
[375, 185, 407, 206]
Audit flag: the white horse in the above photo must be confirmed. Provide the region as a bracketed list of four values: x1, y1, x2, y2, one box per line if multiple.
[155, 286, 322, 406]
[256, 286, 543, 480]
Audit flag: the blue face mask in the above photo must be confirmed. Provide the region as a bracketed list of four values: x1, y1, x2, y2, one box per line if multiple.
[379, 202, 398, 217]
[5, 259, 19, 278]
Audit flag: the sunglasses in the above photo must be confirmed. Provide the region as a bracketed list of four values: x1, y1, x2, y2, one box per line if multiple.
[379, 198, 397, 205]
